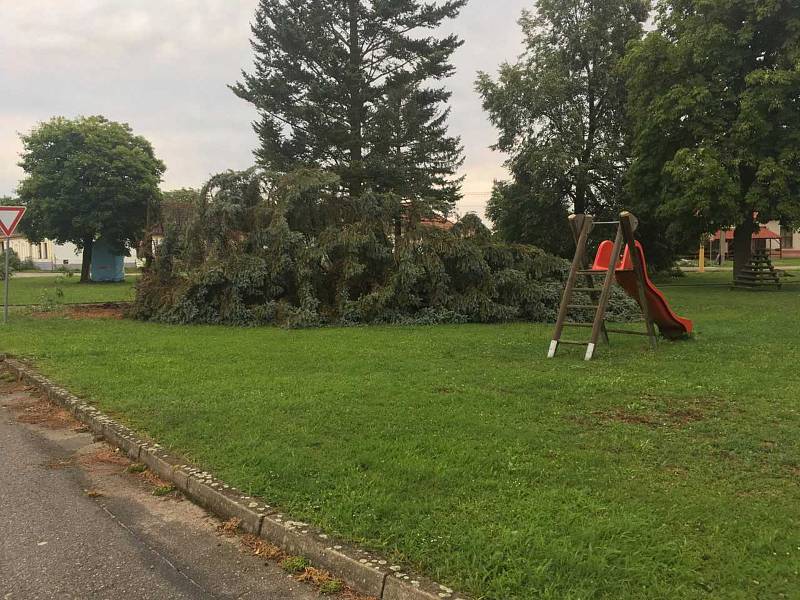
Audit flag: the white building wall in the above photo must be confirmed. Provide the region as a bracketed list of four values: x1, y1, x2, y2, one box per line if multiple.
[7, 237, 56, 268]
[52, 242, 141, 268]
[50, 242, 82, 268]
[7, 236, 141, 270]
[765, 221, 780, 236]
[765, 220, 800, 256]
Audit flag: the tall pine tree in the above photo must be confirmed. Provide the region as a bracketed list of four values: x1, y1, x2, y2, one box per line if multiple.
[232, 0, 465, 222]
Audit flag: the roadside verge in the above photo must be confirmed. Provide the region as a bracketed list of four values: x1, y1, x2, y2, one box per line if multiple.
[1, 356, 468, 600]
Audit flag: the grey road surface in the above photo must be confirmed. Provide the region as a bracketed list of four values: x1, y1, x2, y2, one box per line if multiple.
[0, 380, 319, 600]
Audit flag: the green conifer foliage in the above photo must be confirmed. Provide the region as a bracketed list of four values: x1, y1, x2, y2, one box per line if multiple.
[133, 169, 593, 327]
[231, 0, 465, 220]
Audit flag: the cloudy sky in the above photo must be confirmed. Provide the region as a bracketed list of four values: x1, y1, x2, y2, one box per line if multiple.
[0, 1, 532, 218]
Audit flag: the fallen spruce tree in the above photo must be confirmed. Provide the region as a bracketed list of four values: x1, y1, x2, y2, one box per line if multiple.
[133, 168, 637, 327]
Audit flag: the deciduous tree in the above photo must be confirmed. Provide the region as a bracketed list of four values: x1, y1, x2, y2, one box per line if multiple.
[477, 0, 648, 255]
[625, 0, 800, 276]
[17, 116, 165, 282]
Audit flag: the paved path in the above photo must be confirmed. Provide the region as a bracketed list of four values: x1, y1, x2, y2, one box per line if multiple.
[0, 377, 319, 600]
[8, 272, 73, 278]
[681, 266, 800, 272]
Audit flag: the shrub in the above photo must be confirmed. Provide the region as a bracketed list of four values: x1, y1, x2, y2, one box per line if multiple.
[132, 168, 638, 327]
[20, 257, 37, 271]
[0, 247, 22, 274]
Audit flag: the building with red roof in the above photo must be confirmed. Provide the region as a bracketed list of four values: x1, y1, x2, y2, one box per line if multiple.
[709, 221, 799, 259]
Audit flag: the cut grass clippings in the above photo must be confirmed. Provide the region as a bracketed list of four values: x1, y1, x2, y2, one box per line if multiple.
[1, 272, 799, 599]
[238, 534, 355, 598]
[241, 533, 284, 561]
[218, 517, 244, 536]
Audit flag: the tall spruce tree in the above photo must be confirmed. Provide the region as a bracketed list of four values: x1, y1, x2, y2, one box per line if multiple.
[476, 0, 648, 256]
[232, 0, 466, 222]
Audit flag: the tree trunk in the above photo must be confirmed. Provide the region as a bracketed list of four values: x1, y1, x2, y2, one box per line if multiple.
[574, 186, 586, 215]
[394, 216, 403, 244]
[732, 213, 755, 280]
[733, 166, 758, 281]
[80, 237, 94, 284]
[346, 0, 363, 198]
[574, 162, 588, 215]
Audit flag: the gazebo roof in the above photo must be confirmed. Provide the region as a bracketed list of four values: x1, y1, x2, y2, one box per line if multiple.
[712, 227, 781, 241]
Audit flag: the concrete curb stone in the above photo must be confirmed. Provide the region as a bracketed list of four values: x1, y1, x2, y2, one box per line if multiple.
[260, 514, 389, 597]
[139, 446, 185, 485]
[186, 474, 264, 535]
[1, 357, 470, 600]
[383, 575, 467, 600]
[101, 422, 142, 461]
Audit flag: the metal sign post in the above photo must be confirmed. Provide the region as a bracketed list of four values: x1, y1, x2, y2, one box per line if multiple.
[3, 236, 9, 324]
[0, 206, 27, 324]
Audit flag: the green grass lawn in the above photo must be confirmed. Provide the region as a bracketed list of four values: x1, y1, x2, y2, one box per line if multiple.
[666, 270, 800, 289]
[677, 257, 800, 269]
[773, 257, 800, 267]
[1, 273, 799, 599]
[3, 275, 137, 305]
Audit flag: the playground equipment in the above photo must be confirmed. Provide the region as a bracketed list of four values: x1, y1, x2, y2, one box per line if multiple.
[733, 250, 782, 290]
[548, 211, 693, 361]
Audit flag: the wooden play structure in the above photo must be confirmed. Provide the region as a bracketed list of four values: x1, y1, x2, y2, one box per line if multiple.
[548, 211, 693, 361]
[734, 250, 782, 290]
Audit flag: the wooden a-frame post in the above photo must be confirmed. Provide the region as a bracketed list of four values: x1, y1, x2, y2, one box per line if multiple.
[548, 211, 658, 360]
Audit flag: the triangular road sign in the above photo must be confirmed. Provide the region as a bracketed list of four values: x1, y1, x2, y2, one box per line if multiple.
[0, 206, 26, 237]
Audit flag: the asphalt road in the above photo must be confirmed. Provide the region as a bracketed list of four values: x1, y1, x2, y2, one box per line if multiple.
[0, 378, 319, 600]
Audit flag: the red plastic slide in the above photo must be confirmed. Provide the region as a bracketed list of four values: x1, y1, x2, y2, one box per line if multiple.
[592, 240, 693, 340]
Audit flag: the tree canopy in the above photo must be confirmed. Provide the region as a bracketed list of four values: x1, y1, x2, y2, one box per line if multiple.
[17, 116, 165, 282]
[160, 188, 200, 231]
[477, 0, 648, 256]
[231, 0, 465, 220]
[624, 0, 800, 274]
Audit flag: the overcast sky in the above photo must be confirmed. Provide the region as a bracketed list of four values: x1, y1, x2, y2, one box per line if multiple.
[0, 1, 532, 218]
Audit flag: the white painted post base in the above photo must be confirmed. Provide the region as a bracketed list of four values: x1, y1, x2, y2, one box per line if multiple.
[547, 340, 558, 359]
[584, 343, 596, 361]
